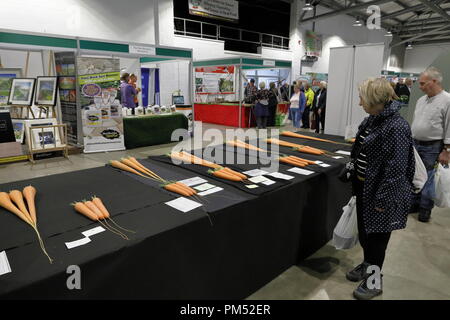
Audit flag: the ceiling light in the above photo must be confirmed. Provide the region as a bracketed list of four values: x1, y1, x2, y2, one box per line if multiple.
[406, 43, 413, 50]
[303, 1, 313, 11]
[385, 30, 393, 37]
[353, 17, 363, 27]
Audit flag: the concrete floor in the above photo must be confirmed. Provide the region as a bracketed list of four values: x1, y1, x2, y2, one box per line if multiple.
[1, 122, 449, 300]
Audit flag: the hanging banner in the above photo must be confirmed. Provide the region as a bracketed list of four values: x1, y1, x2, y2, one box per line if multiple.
[77, 57, 125, 153]
[189, 0, 239, 22]
[304, 30, 322, 57]
[195, 66, 235, 94]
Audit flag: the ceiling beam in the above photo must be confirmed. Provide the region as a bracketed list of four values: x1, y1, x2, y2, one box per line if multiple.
[398, 21, 449, 32]
[301, 0, 393, 24]
[400, 28, 450, 38]
[416, 0, 450, 21]
[380, 0, 443, 21]
[412, 37, 450, 45]
[391, 23, 450, 47]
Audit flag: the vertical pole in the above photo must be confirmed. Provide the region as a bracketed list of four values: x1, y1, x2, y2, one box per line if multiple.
[238, 65, 242, 128]
[154, 0, 160, 46]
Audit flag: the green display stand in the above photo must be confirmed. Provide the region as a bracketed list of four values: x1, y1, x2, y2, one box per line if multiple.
[123, 113, 188, 149]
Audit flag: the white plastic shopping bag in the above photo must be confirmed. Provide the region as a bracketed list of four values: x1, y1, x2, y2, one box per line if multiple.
[434, 164, 450, 208]
[333, 196, 358, 250]
[413, 147, 427, 193]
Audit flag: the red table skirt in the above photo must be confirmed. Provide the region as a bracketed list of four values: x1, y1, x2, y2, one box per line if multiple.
[194, 103, 256, 128]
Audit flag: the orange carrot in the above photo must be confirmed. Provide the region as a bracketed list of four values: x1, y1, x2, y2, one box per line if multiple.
[222, 167, 248, 180]
[73, 201, 99, 221]
[92, 196, 110, 219]
[84, 200, 105, 220]
[9, 190, 33, 224]
[211, 169, 243, 181]
[127, 157, 165, 180]
[0, 192, 33, 225]
[23, 185, 37, 224]
[120, 158, 159, 180]
[164, 183, 192, 196]
[110, 160, 147, 177]
[289, 156, 317, 165]
[176, 182, 196, 196]
[279, 157, 307, 167]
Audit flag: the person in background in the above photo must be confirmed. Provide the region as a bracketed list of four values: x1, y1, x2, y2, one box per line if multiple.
[290, 81, 297, 98]
[302, 83, 315, 129]
[245, 78, 258, 103]
[312, 81, 327, 133]
[410, 67, 450, 222]
[395, 78, 410, 103]
[289, 85, 305, 129]
[120, 72, 137, 115]
[347, 78, 415, 300]
[255, 82, 273, 129]
[280, 82, 290, 102]
[267, 82, 279, 127]
[129, 73, 141, 107]
[405, 78, 413, 92]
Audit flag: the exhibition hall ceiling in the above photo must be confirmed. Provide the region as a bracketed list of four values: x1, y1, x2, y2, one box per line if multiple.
[298, 0, 450, 46]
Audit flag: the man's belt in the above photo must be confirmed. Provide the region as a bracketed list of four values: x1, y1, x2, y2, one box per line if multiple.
[414, 139, 443, 146]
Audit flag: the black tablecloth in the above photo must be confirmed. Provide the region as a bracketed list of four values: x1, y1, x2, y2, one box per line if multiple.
[0, 132, 352, 299]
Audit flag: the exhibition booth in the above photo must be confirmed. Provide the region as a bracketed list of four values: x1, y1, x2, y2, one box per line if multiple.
[0, 29, 193, 161]
[193, 57, 291, 128]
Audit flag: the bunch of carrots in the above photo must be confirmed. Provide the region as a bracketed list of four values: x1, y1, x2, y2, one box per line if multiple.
[281, 131, 351, 146]
[226, 139, 265, 152]
[266, 138, 326, 155]
[72, 196, 134, 240]
[168, 151, 249, 183]
[278, 155, 316, 167]
[0, 186, 53, 263]
[110, 156, 200, 199]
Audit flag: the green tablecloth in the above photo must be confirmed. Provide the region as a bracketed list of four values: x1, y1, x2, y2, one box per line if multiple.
[123, 113, 188, 149]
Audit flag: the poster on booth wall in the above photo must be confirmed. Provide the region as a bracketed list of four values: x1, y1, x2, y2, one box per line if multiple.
[195, 66, 235, 95]
[77, 57, 125, 153]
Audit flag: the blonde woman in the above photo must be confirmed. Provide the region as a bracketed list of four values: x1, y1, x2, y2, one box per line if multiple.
[347, 78, 415, 300]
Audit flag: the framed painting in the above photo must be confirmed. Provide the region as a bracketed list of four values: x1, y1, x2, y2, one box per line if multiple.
[8, 78, 36, 106]
[0, 68, 22, 106]
[35, 76, 58, 106]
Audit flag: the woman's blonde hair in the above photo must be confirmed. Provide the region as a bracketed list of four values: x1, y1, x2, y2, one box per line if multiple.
[259, 82, 266, 89]
[358, 78, 398, 107]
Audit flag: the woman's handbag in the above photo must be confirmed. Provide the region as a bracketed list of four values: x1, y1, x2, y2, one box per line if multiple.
[333, 196, 359, 250]
[434, 163, 450, 208]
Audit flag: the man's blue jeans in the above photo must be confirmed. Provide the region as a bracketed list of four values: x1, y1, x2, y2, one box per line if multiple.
[413, 140, 443, 210]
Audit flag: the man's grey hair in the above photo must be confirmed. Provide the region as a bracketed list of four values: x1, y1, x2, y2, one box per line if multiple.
[422, 67, 443, 83]
[320, 81, 327, 88]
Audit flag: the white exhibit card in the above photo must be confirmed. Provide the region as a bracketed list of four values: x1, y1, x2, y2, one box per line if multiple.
[262, 179, 276, 186]
[332, 156, 344, 159]
[0, 251, 12, 276]
[194, 183, 216, 192]
[246, 184, 259, 189]
[198, 187, 224, 196]
[65, 237, 91, 250]
[267, 172, 295, 180]
[242, 169, 270, 177]
[288, 167, 315, 175]
[336, 150, 351, 156]
[165, 197, 203, 213]
[178, 177, 208, 187]
[318, 163, 331, 168]
[82, 226, 106, 238]
[248, 175, 269, 184]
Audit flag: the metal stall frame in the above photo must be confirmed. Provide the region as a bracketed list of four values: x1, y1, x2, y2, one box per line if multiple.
[0, 28, 194, 145]
[193, 57, 292, 128]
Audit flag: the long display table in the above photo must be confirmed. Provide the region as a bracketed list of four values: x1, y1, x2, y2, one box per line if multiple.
[123, 113, 188, 149]
[0, 132, 352, 299]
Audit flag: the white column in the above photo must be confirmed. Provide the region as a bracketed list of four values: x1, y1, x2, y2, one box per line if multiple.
[289, 0, 306, 80]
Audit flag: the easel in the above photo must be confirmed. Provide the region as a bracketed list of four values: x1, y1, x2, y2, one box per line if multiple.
[9, 105, 36, 119]
[28, 124, 68, 163]
[37, 105, 56, 118]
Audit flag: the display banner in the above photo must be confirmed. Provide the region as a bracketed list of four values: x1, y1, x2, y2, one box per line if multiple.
[77, 57, 125, 153]
[195, 66, 235, 94]
[54, 52, 78, 144]
[189, 0, 238, 22]
[304, 30, 322, 57]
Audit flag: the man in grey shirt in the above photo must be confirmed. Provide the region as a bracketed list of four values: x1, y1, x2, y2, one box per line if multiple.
[411, 67, 450, 222]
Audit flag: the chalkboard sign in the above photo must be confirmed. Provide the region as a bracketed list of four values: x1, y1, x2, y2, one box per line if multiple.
[0, 111, 16, 143]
